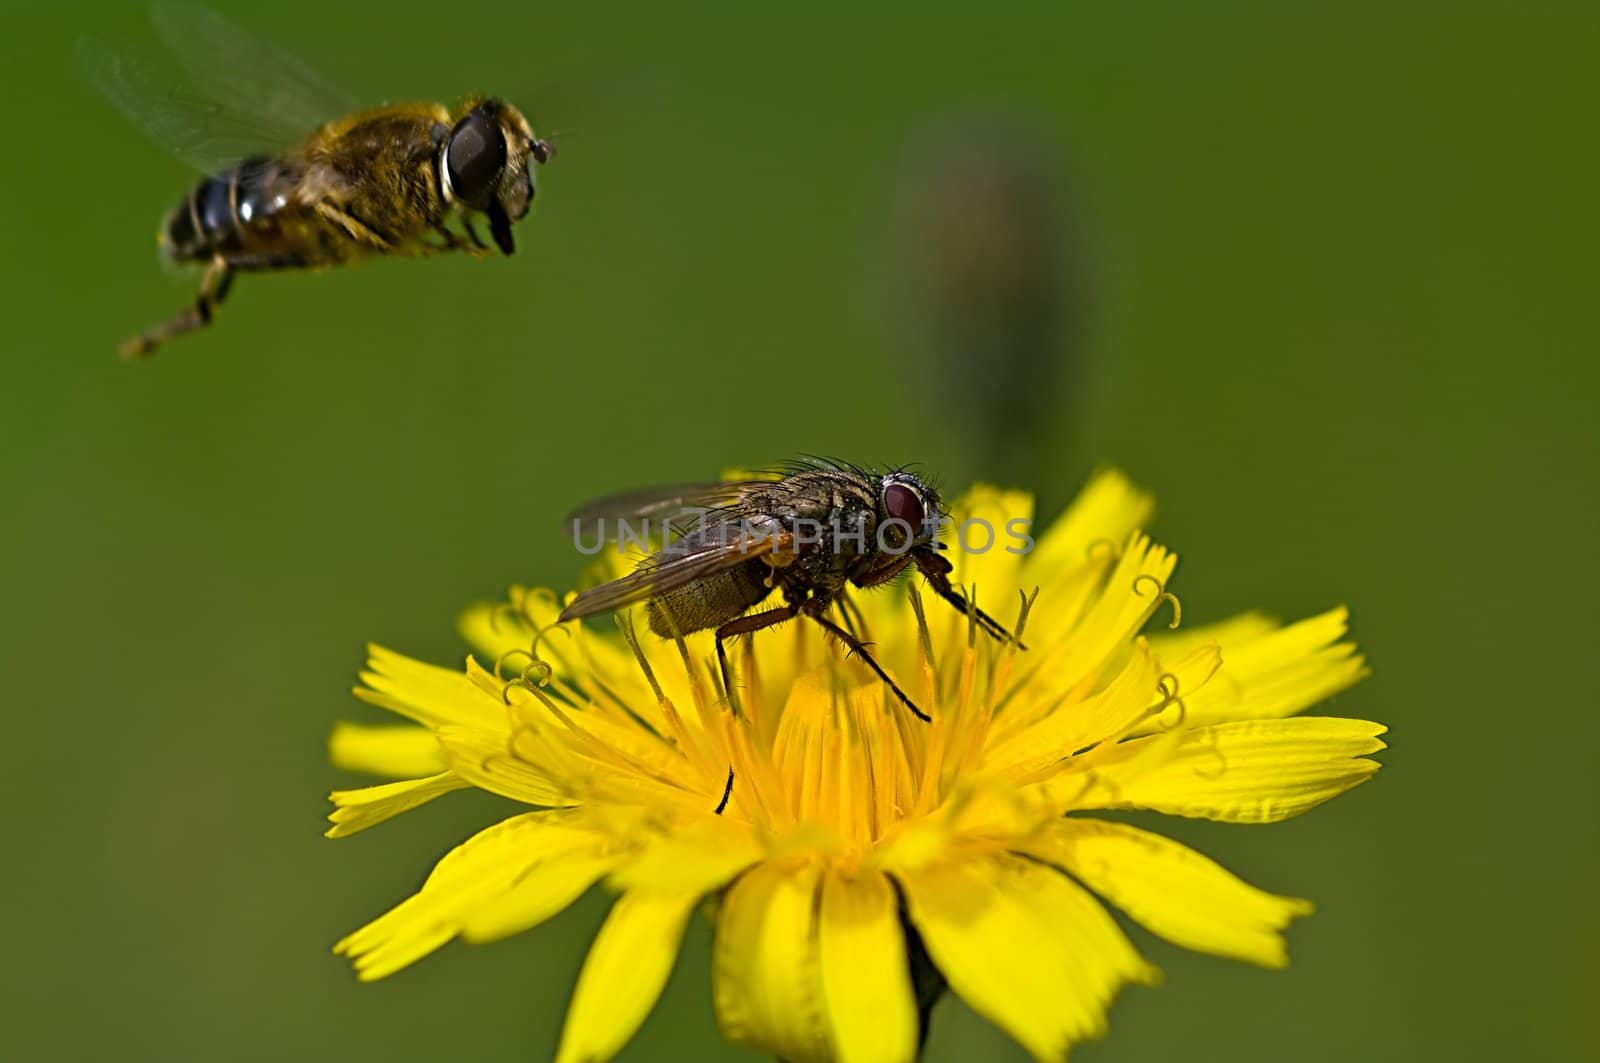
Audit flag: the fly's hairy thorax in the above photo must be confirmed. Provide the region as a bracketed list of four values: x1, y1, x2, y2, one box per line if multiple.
[759, 471, 883, 585]
[641, 472, 885, 637]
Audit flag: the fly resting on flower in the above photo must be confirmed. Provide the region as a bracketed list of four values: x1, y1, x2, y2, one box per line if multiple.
[558, 462, 1025, 722]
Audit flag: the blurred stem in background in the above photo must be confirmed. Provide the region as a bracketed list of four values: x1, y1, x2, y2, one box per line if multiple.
[887, 114, 1083, 494]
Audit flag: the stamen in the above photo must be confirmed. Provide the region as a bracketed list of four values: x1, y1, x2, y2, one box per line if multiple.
[1153, 672, 1189, 729]
[500, 660, 552, 704]
[714, 767, 734, 814]
[487, 601, 522, 636]
[1086, 538, 1121, 561]
[709, 650, 741, 715]
[1068, 765, 1125, 807]
[492, 586, 563, 634]
[493, 646, 540, 682]
[1192, 729, 1228, 780]
[1132, 574, 1182, 629]
[871, 707, 895, 839]
[617, 614, 664, 704]
[740, 635, 769, 740]
[907, 582, 937, 673]
[529, 616, 573, 658]
[510, 676, 702, 799]
[615, 612, 716, 770]
[491, 588, 570, 698]
[838, 593, 874, 645]
[510, 676, 570, 721]
[1013, 586, 1041, 645]
[667, 622, 714, 726]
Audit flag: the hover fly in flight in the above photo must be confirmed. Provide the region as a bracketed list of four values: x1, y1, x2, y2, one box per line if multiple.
[560, 463, 1025, 721]
[83, 3, 554, 358]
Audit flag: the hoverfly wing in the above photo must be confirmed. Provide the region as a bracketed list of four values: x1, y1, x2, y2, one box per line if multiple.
[149, 1, 357, 136]
[79, 37, 296, 173]
[81, 2, 355, 173]
[564, 480, 769, 545]
[559, 528, 791, 622]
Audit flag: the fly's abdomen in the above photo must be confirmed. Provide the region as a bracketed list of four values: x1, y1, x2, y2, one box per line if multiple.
[161, 157, 298, 262]
[647, 563, 773, 638]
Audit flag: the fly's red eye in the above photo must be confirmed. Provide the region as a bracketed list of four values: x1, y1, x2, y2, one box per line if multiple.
[885, 483, 925, 531]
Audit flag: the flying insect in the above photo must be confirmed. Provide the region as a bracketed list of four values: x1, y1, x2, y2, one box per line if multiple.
[560, 463, 1025, 721]
[84, 3, 554, 358]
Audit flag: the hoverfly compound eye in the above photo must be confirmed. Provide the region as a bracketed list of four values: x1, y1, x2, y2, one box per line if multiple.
[445, 112, 508, 209]
[885, 482, 926, 533]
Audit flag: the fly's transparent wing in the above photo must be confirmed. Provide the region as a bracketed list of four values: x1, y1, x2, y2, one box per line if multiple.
[559, 529, 789, 621]
[149, 1, 356, 133]
[80, 2, 356, 173]
[564, 481, 770, 545]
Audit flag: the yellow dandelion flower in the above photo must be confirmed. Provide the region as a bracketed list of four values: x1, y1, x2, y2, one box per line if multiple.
[327, 469, 1384, 1063]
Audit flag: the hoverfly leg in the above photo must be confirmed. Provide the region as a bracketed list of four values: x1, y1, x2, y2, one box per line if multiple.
[714, 605, 798, 716]
[313, 201, 392, 250]
[120, 256, 234, 359]
[803, 603, 932, 723]
[429, 223, 482, 258]
[461, 217, 490, 254]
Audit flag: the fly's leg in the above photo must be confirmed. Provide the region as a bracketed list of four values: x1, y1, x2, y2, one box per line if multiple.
[120, 256, 234, 360]
[915, 561, 1026, 648]
[803, 602, 931, 722]
[840, 554, 911, 641]
[714, 605, 797, 716]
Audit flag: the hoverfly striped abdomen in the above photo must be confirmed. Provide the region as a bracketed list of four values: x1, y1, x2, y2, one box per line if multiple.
[162, 157, 301, 263]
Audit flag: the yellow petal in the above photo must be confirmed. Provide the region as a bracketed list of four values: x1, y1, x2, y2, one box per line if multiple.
[1009, 534, 1177, 722]
[457, 589, 561, 670]
[713, 860, 833, 1063]
[1181, 607, 1368, 727]
[611, 819, 764, 896]
[1146, 609, 1278, 661]
[555, 889, 700, 1063]
[897, 852, 1158, 1062]
[819, 869, 918, 1063]
[355, 644, 505, 731]
[1025, 818, 1313, 968]
[459, 588, 641, 693]
[943, 484, 1035, 611]
[327, 722, 445, 778]
[435, 724, 573, 806]
[1077, 716, 1387, 822]
[1022, 467, 1155, 578]
[325, 772, 466, 838]
[1128, 641, 1224, 735]
[989, 638, 1162, 774]
[335, 810, 611, 980]
[459, 852, 620, 943]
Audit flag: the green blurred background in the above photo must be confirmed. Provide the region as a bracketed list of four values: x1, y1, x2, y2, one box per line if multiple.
[2, 2, 1595, 1060]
